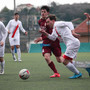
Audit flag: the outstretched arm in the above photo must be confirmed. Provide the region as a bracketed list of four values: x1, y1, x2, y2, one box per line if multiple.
[71, 30, 80, 38]
[34, 37, 42, 43]
[39, 29, 58, 41]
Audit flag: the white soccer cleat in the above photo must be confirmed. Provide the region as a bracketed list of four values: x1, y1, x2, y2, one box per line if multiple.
[14, 59, 17, 62]
[0, 70, 4, 75]
[18, 59, 22, 62]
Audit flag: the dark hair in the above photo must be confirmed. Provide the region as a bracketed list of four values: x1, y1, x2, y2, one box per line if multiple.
[14, 12, 19, 15]
[46, 14, 56, 21]
[41, 5, 49, 12]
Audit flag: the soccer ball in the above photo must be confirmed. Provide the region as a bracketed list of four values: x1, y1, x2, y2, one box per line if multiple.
[19, 69, 30, 80]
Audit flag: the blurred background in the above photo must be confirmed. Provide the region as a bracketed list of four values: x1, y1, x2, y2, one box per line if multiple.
[0, 0, 90, 53]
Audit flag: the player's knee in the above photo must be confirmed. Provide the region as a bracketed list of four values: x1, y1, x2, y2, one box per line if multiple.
[16, 45, 20, 48]
[0, 57, 3, 62]
[57, 59, 62, 63]
[56, 57, 63, 63]
[63, 60, 69, 65]
[11, 46, 14, 50]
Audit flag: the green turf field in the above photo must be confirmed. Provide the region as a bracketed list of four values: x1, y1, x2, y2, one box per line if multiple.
[0, 53, 90, 90]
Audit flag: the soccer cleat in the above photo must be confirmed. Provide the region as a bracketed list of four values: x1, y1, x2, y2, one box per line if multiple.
[69, 72, 82, 79]
[13, 56, 17, 61]
[0, 70, 4, 75]
[18, 59, 22, 62]
[14, 59, 17, 62]
[85, 68, 90, 76]
[50, 73, 60, 78]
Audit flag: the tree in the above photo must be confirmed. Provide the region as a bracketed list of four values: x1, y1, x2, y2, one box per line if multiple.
[1, 6, 9, 12]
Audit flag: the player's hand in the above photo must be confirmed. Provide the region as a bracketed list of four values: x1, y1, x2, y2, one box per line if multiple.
[0, 41, 4, 46]
[34, 39, 38, 43]
[39, 29, 46, 34]
[25, 32, 28, 35]
[8, 31, 11, 34]
[34, 37, 42, 44]
[73, 33, 81, 38]
[39, 29, 48, 36]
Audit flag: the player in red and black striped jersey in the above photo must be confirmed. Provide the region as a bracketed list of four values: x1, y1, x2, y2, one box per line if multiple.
[34, 6, 62, 78]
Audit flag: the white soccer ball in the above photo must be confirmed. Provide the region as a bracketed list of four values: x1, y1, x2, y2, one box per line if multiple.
[19, 69, 30, 80]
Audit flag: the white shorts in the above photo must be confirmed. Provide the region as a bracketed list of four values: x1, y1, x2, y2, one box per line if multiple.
[9, 37, 20, 46]
[64, 41, 80, 59]
[0, 45, 5, 57]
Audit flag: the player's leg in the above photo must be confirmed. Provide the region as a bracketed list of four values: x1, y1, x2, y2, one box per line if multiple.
[0, 46, 5, 74]
[63, 55, 82, 79]
[43, 47, 60, 78]
[16, 45, 21, 61]
[72, 60, 90, 76]
[0, 57, 5, 74]
[9, 38, 17, 61]
[15, 38, 21, 61]
[52, 46, 62, 63]
[11, 46, 17, 61]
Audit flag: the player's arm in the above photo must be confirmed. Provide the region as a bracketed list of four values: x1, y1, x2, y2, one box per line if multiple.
[71, 30, 80, 38]
[20, 22, 28, 35]
[6, 21, 11, 34]
[65, 22, 80, 38]
[39, 28, 58, 41]
[34, 37, 42, 43]
[0, 23, 7, 46]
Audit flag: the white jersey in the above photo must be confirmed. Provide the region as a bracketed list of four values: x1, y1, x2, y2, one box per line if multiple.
[6, 19, 26, 39]
[0, 21, 7, 43]
[48, 21, 79, 47]
[0, 21, 7, 57]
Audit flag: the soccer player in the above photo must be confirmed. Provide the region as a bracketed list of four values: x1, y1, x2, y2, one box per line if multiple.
[34, 6, 62, 78]
[0, 21, 7, 74]
[6, 13, 27, 61]
[40, 14, 83, 79]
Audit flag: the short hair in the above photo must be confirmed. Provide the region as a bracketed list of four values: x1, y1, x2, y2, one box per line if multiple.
[41, 5, 49, 12]
[46, 14, 56, 21]
[14, 12, 19, 15]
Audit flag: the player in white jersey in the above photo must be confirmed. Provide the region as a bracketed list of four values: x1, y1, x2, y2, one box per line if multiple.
[39, 14, 83, 79]
[0, 21, 7, 74]
[6, 13, 27, 61]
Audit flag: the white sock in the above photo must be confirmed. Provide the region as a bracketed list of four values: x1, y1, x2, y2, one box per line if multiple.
[11, 49, 16, 60]
[1, 60, 5, 71]
[17, 48, 21, 60]
[66, 62, 79, 74]
[72, 61, 76, 66]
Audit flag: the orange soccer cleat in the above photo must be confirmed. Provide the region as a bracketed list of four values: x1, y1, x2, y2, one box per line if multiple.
[50, 73, 60, 78]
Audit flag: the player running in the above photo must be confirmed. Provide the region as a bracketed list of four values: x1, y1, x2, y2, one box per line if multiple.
[34, 6, 62, 78]
[0, 21, 7, 74]
[39, 14, 83, 79]
[6, 13, 27, 62]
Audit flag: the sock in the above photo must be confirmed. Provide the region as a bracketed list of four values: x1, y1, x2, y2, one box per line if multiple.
[72, 60, 76, 66]
[1, 60, 5, 71]
[48, 61, 58, 73]
[17, 48, 21, 60]
[11, 49, 16, 60]
[66, 62, 79, 74]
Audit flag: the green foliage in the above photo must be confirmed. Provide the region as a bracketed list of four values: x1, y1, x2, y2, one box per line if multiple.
[1, 6, 9, 12]
[0, 2, 90, 27]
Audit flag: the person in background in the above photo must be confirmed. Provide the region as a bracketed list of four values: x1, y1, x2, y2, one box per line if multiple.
[0, 21, 7, 74]
[6, 13, 27, 62]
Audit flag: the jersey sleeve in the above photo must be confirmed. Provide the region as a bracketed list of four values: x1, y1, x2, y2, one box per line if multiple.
[64, 22, 74, 30]
[19, 22, 26, 33]
[1, 22, 7, 42]
[6, 20, 11, 32]
[48, 28, 58, 41]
